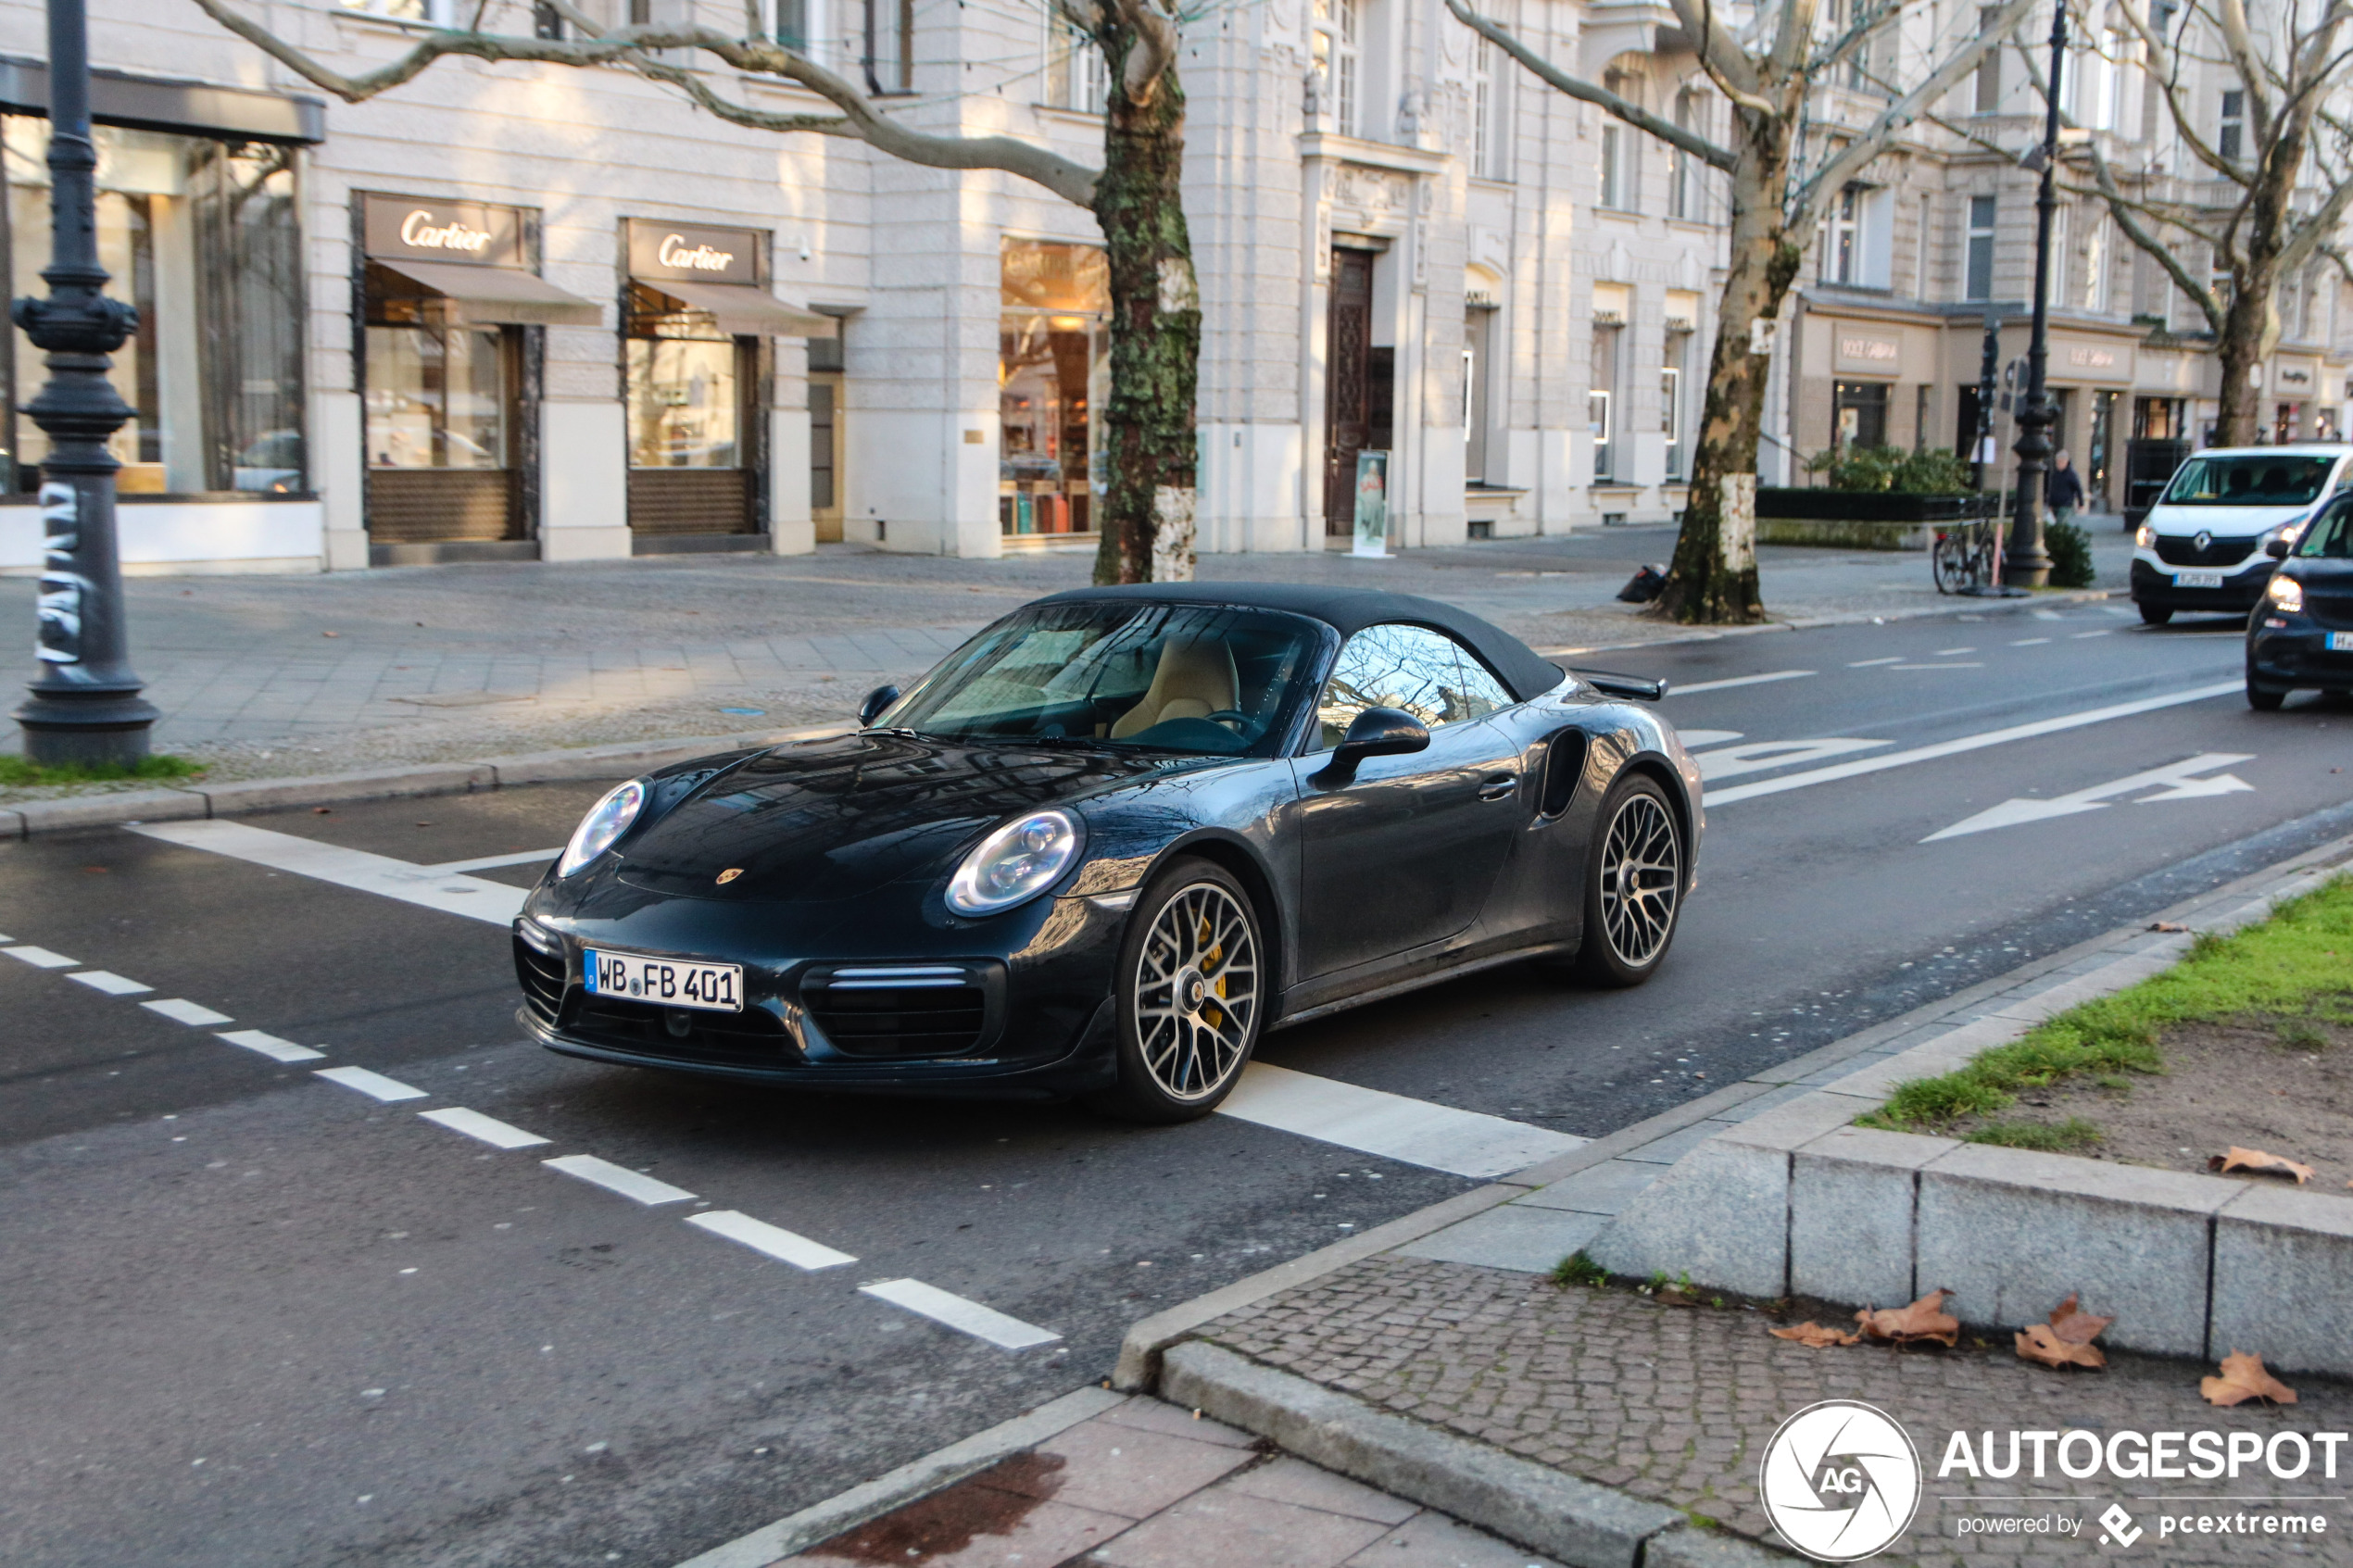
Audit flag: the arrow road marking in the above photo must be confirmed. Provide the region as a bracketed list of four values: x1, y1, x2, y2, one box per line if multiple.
[1923, 753, 2256, 842]
[1697, 738, 1890, 782]
[1663, 670, 1815, 696]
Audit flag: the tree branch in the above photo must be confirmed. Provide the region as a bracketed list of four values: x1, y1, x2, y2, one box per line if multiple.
[1106, 0, 1178, 105]
[1446, 0, 1740, 169]
[1666, 0, 1773, 111]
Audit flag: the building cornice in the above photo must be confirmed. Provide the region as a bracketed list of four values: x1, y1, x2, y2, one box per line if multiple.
[1297, 132, 1451, 176]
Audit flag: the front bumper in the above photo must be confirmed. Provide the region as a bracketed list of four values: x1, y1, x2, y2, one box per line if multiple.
[2131, 556, 2272, 612]
[2248, 618, 2353, 692]
[511, 884, 1129, 1098]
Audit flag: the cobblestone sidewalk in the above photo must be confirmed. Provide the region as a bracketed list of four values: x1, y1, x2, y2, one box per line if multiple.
[1201, 1255, 2353, 1566]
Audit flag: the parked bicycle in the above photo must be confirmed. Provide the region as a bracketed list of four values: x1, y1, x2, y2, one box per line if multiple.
[1931, 498, 2004, 595]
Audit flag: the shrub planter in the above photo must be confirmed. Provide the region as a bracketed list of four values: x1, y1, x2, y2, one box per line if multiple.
[1755, 488, 1980, 551]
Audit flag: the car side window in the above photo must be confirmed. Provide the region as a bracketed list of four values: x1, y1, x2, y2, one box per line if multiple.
[1316, 624, 1512, 747]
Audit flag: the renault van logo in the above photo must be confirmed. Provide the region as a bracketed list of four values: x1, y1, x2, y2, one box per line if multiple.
[716, 868, 744, 884]
[2196, 530, 2214, 552]
[1759, 1400, 1921, 1561]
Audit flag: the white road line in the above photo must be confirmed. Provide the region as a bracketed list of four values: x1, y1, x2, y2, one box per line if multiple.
[1215, 1062, 1583, 1179]
[1886, 662, 1984, 670]
[143, 997, 233, 1026]
[1697, 738, 1891, 782]
[2072, 630, 2112, 639]
[544, 1154, 696, 1206]
[2032, 608, 2063, 621]
[419, 1107, 550, 1149]
[858, 1278, 1061, 1350]
[1848, 657, 1904, 667]
[429, 848, 562, 873]
[217, 1029, 326, 1064]
[3, 946, 77, 969]
[2012, 637, 2052, 646]
[1674, 729, 1744, 749]
[69, 970, 152, 996]
[129, 821, 526, 925]
[686, 1210, 857, 1271]
[314, 1066, 428, 1102]
[1663, 670, 1815, 696]
[1704, 681, 2243, 807]
[1934, 647, 1976, 656]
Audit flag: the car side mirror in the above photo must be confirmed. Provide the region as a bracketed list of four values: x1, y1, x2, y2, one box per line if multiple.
[859, 684, 901, 726]
[1315, 707, 1430, 786]
[2266, 538, 2292, 559]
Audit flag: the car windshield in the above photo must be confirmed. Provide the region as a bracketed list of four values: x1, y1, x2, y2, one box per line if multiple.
[884, 602, 1325, 757]
[2160, 454, 2339, 507]
[2296, 495, 2353, 558]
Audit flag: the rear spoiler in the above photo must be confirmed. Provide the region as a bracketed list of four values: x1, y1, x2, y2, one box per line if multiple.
[1574, 669, 1668, 702]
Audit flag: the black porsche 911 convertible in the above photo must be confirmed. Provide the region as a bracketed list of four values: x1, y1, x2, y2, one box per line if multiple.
[514, 583, 1703, 1122]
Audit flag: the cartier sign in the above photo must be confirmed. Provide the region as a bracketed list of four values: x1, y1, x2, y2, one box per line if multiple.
[362, 194, 525, 269]
[628, 219, 760, 286]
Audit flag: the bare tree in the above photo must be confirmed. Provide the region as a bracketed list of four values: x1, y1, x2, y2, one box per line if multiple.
[2026, 0, 2353, 446]
[190, 0, 1200, 583]
[1448, 0, 2031, 622]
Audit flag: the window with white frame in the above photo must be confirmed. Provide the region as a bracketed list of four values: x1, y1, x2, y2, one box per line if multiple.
[1965, 194, 1996, 300]
[1599, 71, 1637, 211]
[1669, 89, 1702, 220]
[2043, 204, 2069, 306]
[1314, 0, 1361, 135]
[1830, 185, 1865, 283]
[1472, 32, 1510, 179]
[1974, 6, 2004, 112]
[1662, 335, 1690, 480]
[1046, 16, 1105, 110]
[864, 0, 913, 93]
[2219, 89, 2245, 161]
[2082, 215, 2108, 310]
[1914, 194, 1932, 295]
[343, 0, 460, 21]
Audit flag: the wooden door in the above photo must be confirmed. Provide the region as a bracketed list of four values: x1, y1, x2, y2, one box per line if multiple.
[811, 372, 844, 543]
[1323, 248, 1374, 534]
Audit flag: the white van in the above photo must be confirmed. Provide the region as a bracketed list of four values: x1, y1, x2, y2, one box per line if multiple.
[2130, 445, 2353, 624]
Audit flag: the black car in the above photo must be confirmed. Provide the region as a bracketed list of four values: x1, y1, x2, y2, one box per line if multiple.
[513, 583, 1703, 1122]
[2247, 490, 2353, 709]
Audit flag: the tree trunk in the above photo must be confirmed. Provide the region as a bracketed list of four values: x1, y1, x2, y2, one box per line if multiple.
[2211, 281, 2269, 448]
[1656, 119, 1798, 624]
[1092, 36, 1201, 584]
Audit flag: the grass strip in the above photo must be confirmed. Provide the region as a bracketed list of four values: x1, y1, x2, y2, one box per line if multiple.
[0, 754, 204, 788]
[1860, 874, 2353, 1134]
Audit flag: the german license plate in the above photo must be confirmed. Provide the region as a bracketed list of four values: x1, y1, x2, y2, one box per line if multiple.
[584, 948, 742, 1012]
[2173, 570, 2226, 588]
[2329, 632, 2353, 651]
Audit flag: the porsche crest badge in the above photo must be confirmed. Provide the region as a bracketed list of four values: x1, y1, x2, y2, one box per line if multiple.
[716, 868, 745, 884]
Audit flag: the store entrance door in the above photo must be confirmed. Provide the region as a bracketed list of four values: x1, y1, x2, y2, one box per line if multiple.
[1324, 246, 1392, 535]
[810, 370, 844, 544]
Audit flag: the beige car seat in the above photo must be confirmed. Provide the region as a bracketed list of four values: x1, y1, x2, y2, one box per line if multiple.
[1110, 637, 1239, 739]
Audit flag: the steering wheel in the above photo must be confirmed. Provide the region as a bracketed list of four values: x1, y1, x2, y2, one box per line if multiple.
[1204, 709, 1252, 730]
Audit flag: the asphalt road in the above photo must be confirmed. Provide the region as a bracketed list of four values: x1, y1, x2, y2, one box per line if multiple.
[3, 592, 2347, 1568]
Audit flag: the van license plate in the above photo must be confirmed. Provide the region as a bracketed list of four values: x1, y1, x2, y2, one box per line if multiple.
[584, 948, 743, 1012]
[2173, 571, 2225, 588]
[2329, 633, 2353, 651]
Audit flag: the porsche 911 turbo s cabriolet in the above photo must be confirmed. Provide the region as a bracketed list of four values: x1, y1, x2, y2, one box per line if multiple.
[514, 583, 1703, 1122]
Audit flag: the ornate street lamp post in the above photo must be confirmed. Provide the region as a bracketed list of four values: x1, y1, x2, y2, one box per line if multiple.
[12, 0, 156, 766]
[2006, 0, 2070, 589]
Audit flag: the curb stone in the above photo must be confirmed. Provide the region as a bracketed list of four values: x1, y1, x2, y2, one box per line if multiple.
[1531, 587, 2120, 658]
[1159, 1342, 1796, 1568]
[1, 723, 853, 840]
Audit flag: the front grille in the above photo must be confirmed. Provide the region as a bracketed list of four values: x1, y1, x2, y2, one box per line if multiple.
[2154, 533, 2259, 567]
[513, 932, 565, 1026]
[802, 965, 992, 1059]
[568, 995, 797, 1068]
[2307, 590, 2353, 631]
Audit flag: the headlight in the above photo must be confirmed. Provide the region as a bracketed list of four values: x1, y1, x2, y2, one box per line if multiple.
[2267, 573, 2305, 613]
[2134, 524, 2155, 549]
[2263, 520, 2306, 550]
[945, 809, 1084, 916]
[559, 780, 646, 878]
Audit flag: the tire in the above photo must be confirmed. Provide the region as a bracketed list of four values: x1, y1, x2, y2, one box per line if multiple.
[1088, 859, 1266, 1123]
[2138, 601, 2173, 626]
[2247, 679, 2287, 711]
[1931, 533, 1969, 595]
[1573, 774, 1686, 988]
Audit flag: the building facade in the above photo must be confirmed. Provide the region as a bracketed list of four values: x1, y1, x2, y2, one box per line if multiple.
[0, 0, 2340, 577]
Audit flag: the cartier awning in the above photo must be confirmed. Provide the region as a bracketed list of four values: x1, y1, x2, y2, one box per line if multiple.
[371, 258, 602, 328]
[642, 278, 837, 337]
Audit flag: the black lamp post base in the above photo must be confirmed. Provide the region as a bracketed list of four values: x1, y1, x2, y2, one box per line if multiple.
[1956, 583, 2031, 598]
[16, 696, 161, 768]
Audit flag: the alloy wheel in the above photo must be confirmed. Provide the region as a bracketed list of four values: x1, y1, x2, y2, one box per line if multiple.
[1132, 882, 1260, 1101]
[1598, 792, 1680, 967]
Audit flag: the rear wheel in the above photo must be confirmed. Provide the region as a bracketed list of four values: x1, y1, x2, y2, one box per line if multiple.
[1574, 774, 1685, 987]
[1090, 859, 1265, 1123]
[2138, 601, 2173, 626]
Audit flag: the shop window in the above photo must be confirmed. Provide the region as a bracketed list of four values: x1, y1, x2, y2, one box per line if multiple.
[1965, 195, 1996, 301]
[1000, 240, 1109, 537]
[364, 298, 510, 471]
[3, 119, 304, 496]
[626, 284, 742, 470]
[1832, 381, 1889, 450]
[1464, 305, 1494, 482]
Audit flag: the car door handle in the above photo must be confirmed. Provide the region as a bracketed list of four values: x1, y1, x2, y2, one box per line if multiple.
[1478, 773, 1518, 801]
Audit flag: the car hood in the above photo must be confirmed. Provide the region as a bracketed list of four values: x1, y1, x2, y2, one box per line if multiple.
[2145, 504, 2311, 535]
[612, 731, 1188, 903]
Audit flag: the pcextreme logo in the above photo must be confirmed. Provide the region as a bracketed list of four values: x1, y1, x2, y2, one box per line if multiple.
[1758, 1400, 1924, 1562]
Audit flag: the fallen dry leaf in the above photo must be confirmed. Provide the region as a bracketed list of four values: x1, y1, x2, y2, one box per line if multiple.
[2208, 1147, 2316, 1185]
[2045, 1293, 2114, 1347]
[2148, 921, 2190, 933]
[1770, 1322, 1861, 1348]
[2018, 1323, 2108, 1370]
[2203, 1351, 2297, 1407]
[1856, 1288, 1961, 1347]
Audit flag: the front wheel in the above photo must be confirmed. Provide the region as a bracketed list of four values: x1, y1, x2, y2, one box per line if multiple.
[1574, 775, 1685, 987]
[1089, 859, 1265, 1123]
[2139, 602, 2174, 626]
[1931, 532, 1969, 595]
[2247, 678, 2288, 711]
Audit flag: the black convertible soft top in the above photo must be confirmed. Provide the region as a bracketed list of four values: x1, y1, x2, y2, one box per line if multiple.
[1037, 582, 1567, 704]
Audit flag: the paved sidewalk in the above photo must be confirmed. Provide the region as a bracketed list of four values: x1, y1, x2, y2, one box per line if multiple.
[0, 529, 2131, 793]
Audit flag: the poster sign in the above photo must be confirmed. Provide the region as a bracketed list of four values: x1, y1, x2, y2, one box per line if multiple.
[362, 194, 525, 269]
[1352, 450, 1390, 557]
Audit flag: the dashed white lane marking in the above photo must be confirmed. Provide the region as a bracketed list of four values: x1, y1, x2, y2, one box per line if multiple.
[544, 1154, 696, 1206]
[2012, 637, 2052, 646]
[858, 1278, 1062, 1350]
[1216, 1062, 1582, 1179]
[3, 945, 77, 969]
[1933, 647, 1976, 656]
[1675, 729, 1743, 749]
[129, 821, 525, 925]
[1886, 662, 1984, 670]
[217, 1029, 326, 1064]
[1849, 656, 1904, 667]
[315, 1065, 429, 1102]
[1696, 738, 1890, 783]
[1662, 670, 1815, 696]
[1704, 681, 2243, 807]
[687, 1210, 857, 1271]
[143, 997, 233, 1026]
[420, 1107, 551, 1149]
[2032, 608, 2063, 621]
[2072, 629, 2112, 639]
[429, 847, 563, 874]
[69, 970, 152, 996]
